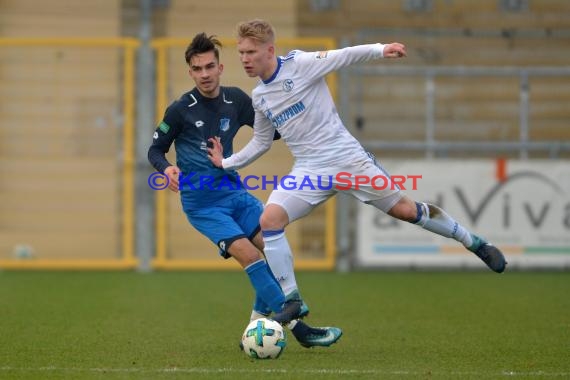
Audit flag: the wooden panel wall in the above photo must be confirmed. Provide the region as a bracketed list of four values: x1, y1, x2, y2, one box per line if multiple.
[0, 0, 122, 260]
[0, 0, 120, 37]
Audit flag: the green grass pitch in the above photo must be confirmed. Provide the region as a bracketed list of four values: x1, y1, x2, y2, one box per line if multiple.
[0, 271, 568, 379]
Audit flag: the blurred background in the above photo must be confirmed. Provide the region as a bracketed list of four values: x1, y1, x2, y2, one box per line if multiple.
[1, 0, 569, 272]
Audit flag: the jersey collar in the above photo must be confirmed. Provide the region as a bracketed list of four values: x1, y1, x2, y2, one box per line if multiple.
[191, 87, 223, 102]
[262, 57, 282, 84]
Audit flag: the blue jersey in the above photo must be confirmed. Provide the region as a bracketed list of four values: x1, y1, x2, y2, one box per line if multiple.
[148, 86, 255, 209]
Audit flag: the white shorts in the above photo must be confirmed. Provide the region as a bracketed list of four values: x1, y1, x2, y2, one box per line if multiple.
[266, 153, 403, 223]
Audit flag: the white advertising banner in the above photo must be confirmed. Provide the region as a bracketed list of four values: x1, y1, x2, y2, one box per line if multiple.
[356, 160, 570, 269]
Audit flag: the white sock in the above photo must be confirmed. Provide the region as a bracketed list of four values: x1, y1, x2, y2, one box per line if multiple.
[414, 202, 473, 247]
[286, 320, 298, 330]
[262, 230, 299, 296]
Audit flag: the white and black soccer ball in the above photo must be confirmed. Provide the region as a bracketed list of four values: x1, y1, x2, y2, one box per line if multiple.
[241, 318, 286, 359]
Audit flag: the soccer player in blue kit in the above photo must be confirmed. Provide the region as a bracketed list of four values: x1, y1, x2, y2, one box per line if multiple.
[147, 32, 342, 348]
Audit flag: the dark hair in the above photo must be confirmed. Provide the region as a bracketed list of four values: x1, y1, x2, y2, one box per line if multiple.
[185, 33, 222, 65]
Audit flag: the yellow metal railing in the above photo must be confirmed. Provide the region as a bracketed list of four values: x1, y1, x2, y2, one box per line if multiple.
[0, 38, 139, 270]
[151, 37, 337, 270]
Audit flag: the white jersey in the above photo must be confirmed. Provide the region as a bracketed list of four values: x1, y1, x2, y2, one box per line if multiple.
[222, 43, 385, 171]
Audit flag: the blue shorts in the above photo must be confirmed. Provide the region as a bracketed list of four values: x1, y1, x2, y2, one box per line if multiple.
[183, 192, 263, 259]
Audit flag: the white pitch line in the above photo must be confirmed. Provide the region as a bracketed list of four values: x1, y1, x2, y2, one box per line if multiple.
[0, 366, 568, 377]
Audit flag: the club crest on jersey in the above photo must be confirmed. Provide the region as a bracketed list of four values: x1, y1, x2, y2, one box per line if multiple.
[195, 120, 204, 128]
[219, 118, 230, 132]
[282, 79, 294, 92]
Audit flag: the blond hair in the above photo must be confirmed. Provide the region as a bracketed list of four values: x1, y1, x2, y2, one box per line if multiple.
[236, 19, 275, 44]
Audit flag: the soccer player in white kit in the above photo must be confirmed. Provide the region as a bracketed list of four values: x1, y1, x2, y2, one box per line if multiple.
[208, 19, 507, 288]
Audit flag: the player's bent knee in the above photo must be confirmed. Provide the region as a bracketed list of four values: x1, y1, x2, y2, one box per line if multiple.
[388, 199, 418, 222]
[259, 207, 288, 231]
[259, 214, 276, 230]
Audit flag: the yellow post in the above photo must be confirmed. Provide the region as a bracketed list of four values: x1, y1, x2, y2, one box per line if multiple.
[122, 44, 136, 265]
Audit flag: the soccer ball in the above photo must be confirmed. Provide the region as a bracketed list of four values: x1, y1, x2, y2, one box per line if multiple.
[241, 318, 287, 359]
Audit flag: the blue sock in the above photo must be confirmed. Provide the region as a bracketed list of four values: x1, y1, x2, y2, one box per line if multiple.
[245, 259, 285, 313]
[253, 294, 271, 315]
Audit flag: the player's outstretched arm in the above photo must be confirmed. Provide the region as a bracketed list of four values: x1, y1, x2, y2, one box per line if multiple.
[209, 114, 274, 171]
[382, 42, 407, 58]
